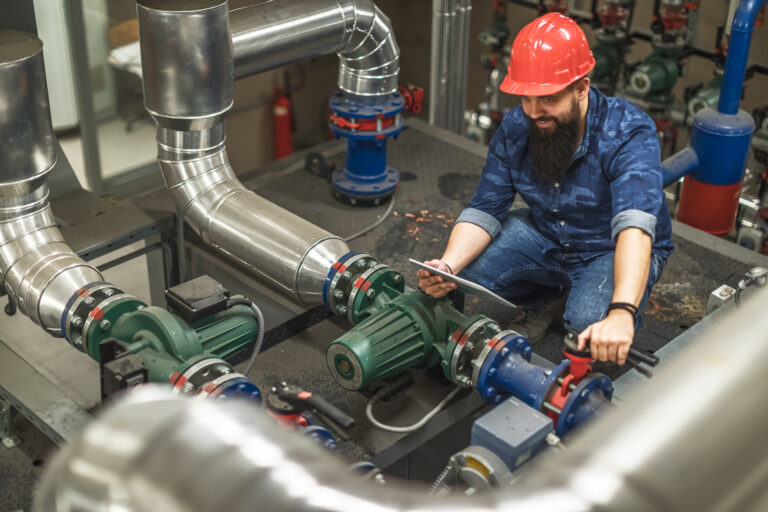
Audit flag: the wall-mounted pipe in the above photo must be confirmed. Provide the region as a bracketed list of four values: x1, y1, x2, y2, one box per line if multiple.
[138, 0, 401, 304]
[0, 31, 103, 336]
[35, 285, 768, 511]
[429, 0, 472, 133]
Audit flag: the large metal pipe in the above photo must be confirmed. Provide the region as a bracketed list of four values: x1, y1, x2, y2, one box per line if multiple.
[231, 0, 400, 97]
[35, 285, 768, 511]
[138, 0, 401, 304]
[718, 0, 767, 115]
[0, 31, 102, 335]
[137, 0, 234, 131]
[429, 0, 472, 133]
[156, 124, 349, 304]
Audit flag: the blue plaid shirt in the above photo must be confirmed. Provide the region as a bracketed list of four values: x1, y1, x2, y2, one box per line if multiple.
[457, 87, 674, 260]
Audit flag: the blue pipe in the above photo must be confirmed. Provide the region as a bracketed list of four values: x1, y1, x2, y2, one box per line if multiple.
[492, 352, 553, 408]
[718, 0, 768, 115]
[662, 146, 699, 186]
[658, 0, 762, 187]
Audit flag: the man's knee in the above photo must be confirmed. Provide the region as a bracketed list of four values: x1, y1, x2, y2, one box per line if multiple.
[563, 303, 602, 333]
[563, 287, 612, 332]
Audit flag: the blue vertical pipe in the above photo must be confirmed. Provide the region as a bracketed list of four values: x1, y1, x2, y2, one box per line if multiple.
[718, 0, 768, 115]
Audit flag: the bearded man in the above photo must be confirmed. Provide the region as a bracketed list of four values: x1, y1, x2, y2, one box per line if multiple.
[417, 13, 674, 366]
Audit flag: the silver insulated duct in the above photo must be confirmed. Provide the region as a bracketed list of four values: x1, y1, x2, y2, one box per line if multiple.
[137, 0, 400, 304]
[230, 0, 400, 97]
[34, 286, 768, 511]
[0, 31, 102, 336]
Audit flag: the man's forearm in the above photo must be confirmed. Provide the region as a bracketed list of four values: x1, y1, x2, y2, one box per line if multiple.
[441, 222, 492, 273]
[612, 227, 652, 306]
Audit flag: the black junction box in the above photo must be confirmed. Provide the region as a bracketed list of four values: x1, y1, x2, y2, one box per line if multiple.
[165, 275, 230, 324]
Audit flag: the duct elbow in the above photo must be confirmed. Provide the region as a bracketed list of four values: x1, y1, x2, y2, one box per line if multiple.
[0, 31, 104, 337]
[158, 125, 350, 305]
[0, 203, 104, 336]
[338, 0, 400, 97]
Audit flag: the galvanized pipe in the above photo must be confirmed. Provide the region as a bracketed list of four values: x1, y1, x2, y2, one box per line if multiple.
[231, 0, 400, 97]
[0, 31, 102, 336]
[35, 286, 768, 511]
[138, 0, 401, 304]
[429, 0, 472, 133]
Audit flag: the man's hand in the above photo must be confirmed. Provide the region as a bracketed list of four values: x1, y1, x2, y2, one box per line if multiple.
[577, 309, 635, 365]
[417, 259, 458, 298]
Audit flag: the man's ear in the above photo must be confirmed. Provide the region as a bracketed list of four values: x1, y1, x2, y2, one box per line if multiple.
[575, 77, 590, 101]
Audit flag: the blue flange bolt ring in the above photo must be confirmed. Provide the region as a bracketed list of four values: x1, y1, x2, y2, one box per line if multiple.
[328, 91, 406, 203]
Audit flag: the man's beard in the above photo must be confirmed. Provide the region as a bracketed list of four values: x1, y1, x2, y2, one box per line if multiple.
[527, 102, 581, 184]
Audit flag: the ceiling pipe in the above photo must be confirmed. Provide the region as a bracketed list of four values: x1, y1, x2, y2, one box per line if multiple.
[137, 0, 400, 304]
[35, 285, 768, 511]
[0, 30, 103, 339]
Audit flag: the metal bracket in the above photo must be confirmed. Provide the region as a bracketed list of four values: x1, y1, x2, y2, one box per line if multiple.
[0, 398, 21, 448]
[707, 284, 736, 314]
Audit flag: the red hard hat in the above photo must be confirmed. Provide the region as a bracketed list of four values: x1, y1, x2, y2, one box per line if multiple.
[500, 13, 595, 96]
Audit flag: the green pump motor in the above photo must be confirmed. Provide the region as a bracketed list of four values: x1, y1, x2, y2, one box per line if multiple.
[323, 253, 507, 392]
[61, 275, 262, 401]
[629, 46, 683, 105]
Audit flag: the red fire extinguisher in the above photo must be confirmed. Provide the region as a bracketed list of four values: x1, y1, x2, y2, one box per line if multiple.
[273, 86, 293, 160]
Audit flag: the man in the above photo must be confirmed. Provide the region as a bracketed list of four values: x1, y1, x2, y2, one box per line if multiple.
[417, 13, 673, 366]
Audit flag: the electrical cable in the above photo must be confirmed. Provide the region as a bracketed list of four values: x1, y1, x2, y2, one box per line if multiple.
[343, 195, 396, 242]
[365, 385, 462, 433]
[228, 298, 266, 376]
[302, 153, 396, 242]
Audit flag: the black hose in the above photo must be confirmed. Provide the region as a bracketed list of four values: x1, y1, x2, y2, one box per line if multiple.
[228, 297, 266, 375]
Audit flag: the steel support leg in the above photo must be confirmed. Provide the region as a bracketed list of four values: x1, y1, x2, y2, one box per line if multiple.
[0, 398, 21, 448]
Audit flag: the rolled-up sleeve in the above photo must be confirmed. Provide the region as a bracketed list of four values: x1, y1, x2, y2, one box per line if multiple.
[456, 207, 503, 238]
[608, 122, 664, 243]
[460, 123, 516, 238]
[611, 209, 657, 242]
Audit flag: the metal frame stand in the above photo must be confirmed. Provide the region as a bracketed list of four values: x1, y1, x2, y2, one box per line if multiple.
[0, 398, 21, 448]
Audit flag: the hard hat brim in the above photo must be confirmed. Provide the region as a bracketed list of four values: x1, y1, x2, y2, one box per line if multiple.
[499, 60, 595, 97]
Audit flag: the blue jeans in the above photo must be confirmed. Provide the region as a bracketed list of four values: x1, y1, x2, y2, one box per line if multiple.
[458, 209, 666, 332]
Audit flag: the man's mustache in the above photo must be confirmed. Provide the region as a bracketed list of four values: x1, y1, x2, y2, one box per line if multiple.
[529, 116, 558, 124]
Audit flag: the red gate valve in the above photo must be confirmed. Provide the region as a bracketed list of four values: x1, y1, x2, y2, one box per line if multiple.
[563, 349, 593, 385]
[398, 84, 424, 114]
